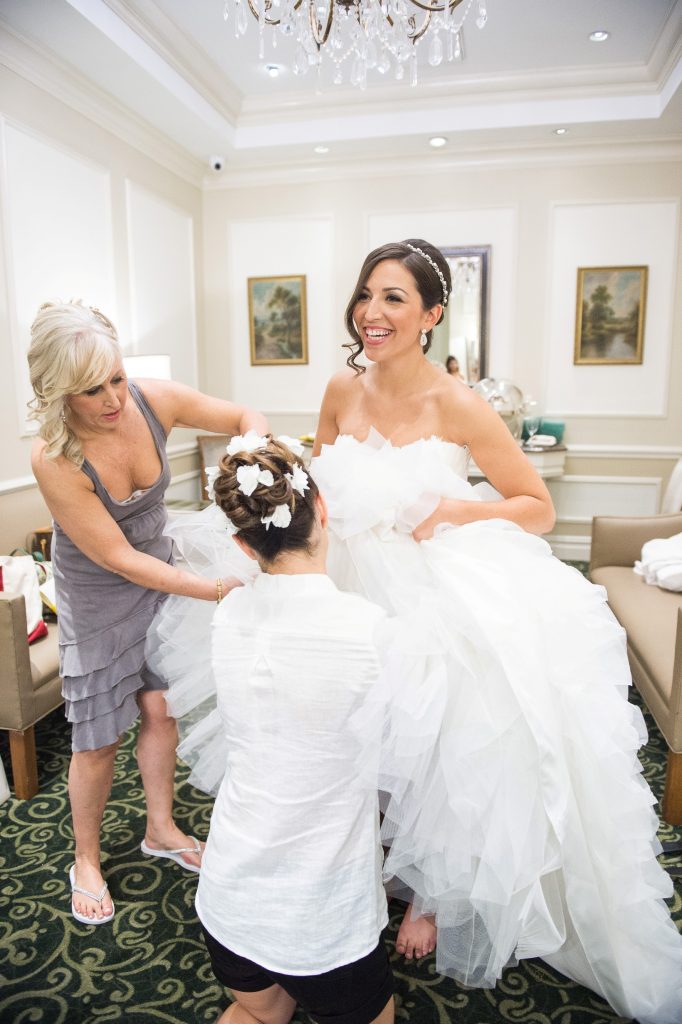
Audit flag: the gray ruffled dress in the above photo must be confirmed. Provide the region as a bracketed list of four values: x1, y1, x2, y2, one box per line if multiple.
[52, 382, 172, 752]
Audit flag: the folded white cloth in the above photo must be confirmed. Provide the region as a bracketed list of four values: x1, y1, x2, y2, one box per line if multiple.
[525, 434, 557, 448]
[634, 532, 682, 592]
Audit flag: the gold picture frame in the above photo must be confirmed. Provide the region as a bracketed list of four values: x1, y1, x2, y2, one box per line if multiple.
[248, 275, 308, 366]
[574, 266, 647, 365]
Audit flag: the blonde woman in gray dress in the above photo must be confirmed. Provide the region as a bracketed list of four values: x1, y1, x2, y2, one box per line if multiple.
[28, 300, 267, 926]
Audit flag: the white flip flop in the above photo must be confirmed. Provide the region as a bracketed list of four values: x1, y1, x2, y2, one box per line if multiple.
[140, 837, 202, 873]
[69, 864, 115, 925]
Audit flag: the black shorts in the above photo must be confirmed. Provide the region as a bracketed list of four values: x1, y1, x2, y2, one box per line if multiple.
[201, 925, 394, 1024]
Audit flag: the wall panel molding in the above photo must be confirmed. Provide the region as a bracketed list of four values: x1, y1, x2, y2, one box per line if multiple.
[0, 442, 197, 497]
[0, 25, 202, 185]
[544, 199, 679, 418]
[548, 473, 661, 524]
[547, 534, 592, 561]
[125, 180, 198, 388]
[567, 444, 682, 459]
[1, 120, 117, 437]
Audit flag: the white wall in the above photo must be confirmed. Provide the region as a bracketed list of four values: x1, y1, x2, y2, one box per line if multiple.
[202, 154, 682, 558]
[225, 216, 334, 426]
[1, 58, 681, 560]
[0, 66, 204, 550]
[545, 201, 678, 418]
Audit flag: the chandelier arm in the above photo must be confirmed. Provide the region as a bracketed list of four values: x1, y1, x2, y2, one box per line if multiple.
[245, 0, 306, 27]
[309, 0, 334, 47]
[407, 7, 433, 42]
[405, 0, 465, 13]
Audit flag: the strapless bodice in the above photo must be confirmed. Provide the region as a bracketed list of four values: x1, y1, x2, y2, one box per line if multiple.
[335, 430, 470, 478]
[311, 429, 475, 539]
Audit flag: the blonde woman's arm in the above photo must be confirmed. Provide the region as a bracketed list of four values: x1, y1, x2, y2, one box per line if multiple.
[32, 442, 234, 601]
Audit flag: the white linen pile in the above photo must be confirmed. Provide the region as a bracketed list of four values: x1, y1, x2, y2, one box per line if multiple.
[634, 531, 682, 592]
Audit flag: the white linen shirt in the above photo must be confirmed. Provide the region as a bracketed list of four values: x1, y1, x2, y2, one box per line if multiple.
[195, 572, 389, 975]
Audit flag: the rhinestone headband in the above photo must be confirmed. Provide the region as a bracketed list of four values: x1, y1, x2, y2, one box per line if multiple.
[405, 243, 449, 306]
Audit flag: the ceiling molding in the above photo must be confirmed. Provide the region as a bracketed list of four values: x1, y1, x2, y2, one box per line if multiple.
[0, 18, 204, 186]
[648, 0, 682, 81]
[233, 85, 672, 150]
[63, 0, 236, 144]
[104, 0, 243, 119]
[239, 65, 661, 122]
[210, 137, 682, 189]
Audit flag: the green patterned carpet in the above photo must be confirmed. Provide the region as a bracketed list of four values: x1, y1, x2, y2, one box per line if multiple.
[1, 692, 680, 1024]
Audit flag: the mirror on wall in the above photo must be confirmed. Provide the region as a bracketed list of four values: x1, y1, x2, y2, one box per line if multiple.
[429, 246, 490, 384]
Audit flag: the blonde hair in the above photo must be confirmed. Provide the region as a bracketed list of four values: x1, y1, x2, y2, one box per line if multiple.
[27, 300, 122, 467]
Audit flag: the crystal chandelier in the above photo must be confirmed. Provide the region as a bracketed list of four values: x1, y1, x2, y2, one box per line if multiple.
[223, 0, 488, 88]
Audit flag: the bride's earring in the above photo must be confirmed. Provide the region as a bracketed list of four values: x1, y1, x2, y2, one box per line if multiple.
[420, 330, 428, 348]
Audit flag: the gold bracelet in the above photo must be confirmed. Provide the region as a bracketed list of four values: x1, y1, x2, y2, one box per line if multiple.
[216, 578, 223, 604]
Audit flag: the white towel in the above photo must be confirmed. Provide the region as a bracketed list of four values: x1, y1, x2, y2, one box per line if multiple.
[634, 532, 682, 592]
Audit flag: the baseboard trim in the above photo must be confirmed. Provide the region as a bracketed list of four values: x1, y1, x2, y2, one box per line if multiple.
[547, 534, 591, 561]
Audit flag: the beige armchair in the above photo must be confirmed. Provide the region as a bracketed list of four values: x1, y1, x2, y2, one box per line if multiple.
[0, 592, 63, 799]
[590, 512, 682, 824]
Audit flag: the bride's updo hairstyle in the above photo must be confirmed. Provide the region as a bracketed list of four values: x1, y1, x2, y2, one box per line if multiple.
[213, 437, 320, 565]
[343, 238, 452, 373]
[27, 300, 122, 467]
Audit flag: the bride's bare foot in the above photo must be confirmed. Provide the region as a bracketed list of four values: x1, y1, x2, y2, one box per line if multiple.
[395, 907, 437, 960]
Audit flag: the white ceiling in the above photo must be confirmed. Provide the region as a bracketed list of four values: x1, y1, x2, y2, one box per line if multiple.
[0, 0, 681, 181]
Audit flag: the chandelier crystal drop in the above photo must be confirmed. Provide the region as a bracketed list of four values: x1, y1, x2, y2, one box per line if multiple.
[223, 0, 488, 88]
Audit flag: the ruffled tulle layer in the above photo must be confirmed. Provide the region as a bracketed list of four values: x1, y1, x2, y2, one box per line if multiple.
[149, 433, 682, 1024]
[310, 434, 682, 1023]
[146, 504, 258, 789]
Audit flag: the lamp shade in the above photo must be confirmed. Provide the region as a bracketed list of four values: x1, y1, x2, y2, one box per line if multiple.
[123, 354, 171, 380]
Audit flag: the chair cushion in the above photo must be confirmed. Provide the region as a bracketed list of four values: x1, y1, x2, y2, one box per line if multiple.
[591, 566, 682, 704]
[29, 622, 60, 690]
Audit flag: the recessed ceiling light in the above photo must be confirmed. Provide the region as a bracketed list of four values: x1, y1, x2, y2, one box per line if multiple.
[554, 128, 568, 135]
[314, 145, 330, 154]
[429, 136, 448, 148]
[265, 63, 281, 77]
[589, 30, 610, 42]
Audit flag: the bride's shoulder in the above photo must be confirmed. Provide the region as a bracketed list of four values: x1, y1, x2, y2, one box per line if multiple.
[432, 373, 489, 440]
[324, 367, 364, 400]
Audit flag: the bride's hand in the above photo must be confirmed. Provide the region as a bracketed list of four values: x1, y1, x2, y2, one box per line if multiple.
[412, 499, 472, 541]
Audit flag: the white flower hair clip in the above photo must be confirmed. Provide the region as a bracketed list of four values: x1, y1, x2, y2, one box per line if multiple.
[277, 434, 305, 457]
[285, 464, 309, 497]
[236, 463, 274, 497]
[261, 504, 292, 530]
[205, 465, 220, 501]
[226, 430, 269, 457]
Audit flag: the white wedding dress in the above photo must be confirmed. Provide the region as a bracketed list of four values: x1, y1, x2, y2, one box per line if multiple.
[148, 429, 682, 1024]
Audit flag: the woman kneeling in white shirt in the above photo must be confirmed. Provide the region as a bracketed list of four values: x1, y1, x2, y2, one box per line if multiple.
[196, 434, 395, 1024]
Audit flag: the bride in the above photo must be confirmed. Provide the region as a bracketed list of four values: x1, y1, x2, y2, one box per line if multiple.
[307, 239, 682, 1024]
[150, 238, 682, 1024]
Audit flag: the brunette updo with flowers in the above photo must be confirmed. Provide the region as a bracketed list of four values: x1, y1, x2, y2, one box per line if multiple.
[211, 433, 319, 565]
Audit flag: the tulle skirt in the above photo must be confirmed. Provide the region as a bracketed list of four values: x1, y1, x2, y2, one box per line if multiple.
[148, 486, 682, 1024]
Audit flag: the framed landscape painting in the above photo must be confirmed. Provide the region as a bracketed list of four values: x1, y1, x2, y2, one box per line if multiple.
[248, 275, 308, 366]
[574, 266, 647, 365]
